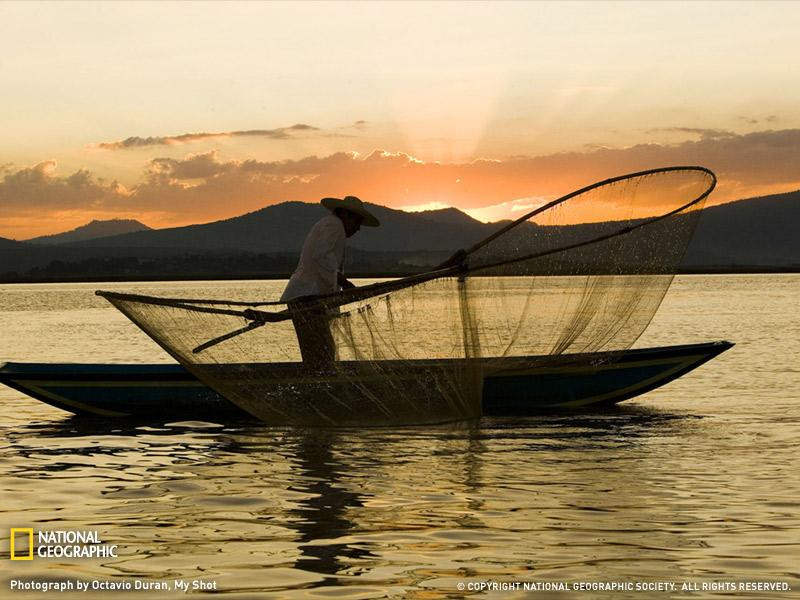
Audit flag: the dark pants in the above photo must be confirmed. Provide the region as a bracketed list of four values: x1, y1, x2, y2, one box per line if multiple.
[289, 301, 336, 368]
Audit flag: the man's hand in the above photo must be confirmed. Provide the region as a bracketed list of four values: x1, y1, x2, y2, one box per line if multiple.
[434, 249, 468, 270]
[338, 272, 356, 290]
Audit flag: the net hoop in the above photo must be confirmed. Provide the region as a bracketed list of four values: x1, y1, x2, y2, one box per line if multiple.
[96, 165, 716, 321]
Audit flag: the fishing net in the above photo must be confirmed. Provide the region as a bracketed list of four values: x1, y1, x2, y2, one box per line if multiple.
[98, 167, 715, 426]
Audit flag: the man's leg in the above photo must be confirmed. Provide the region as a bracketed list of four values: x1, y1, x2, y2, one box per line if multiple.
[290, 302, 335, 367]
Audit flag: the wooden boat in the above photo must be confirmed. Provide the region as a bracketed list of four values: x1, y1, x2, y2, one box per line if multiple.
[0, 341, 732, 420]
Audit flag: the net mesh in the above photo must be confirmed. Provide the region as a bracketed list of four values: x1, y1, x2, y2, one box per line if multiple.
[98, 167, 715, 426]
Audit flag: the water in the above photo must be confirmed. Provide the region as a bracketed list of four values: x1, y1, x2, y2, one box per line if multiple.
[1, 276, 798, 598]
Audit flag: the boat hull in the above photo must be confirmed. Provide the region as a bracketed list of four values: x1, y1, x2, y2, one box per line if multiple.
[0, 342, 733, 421]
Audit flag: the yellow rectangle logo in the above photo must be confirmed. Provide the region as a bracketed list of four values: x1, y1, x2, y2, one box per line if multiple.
[10, 528, 34, 560]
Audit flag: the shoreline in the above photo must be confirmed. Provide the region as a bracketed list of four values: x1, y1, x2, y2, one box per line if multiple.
[1, 267, 799, 285]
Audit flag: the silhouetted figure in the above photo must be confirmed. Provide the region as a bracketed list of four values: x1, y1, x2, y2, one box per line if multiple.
[281, 196, 380, 367]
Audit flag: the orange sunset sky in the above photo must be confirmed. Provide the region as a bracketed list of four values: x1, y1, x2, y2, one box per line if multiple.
[1, 1, 799, 239]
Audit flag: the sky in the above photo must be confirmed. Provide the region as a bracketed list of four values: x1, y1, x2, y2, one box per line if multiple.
[1, 1, 799, 239]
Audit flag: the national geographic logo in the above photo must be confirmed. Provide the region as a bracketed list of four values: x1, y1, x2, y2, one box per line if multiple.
[8, 528, 117, 560]
[9, 529, 33, 561]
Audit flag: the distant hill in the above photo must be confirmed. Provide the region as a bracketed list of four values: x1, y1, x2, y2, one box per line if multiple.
[26, 219, 151, 245]
[684, 190, 800, 268]
[0, 237, 25, 248]
[416, 207, 484, 227]
[1, 190, 798, 281]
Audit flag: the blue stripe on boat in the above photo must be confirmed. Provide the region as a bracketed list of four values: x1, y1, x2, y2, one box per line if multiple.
[0, 341, 733, 419]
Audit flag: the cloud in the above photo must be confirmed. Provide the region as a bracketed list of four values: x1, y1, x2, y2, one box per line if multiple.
[147, 150, 234, 181]
[96, 123, 322, 150]
[130, 129, 800, 213]
[0, 160, 137, 237]
[737, 115, 781, 125]
[0, 160, 129, 211]
[648, 127, 737, 140]
[4, 128, 800, 237]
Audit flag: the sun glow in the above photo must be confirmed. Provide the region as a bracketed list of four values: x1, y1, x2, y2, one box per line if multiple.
[463, 197, 552, 223]
[398, 201, 452, 213]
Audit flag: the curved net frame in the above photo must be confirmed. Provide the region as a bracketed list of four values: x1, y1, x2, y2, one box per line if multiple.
[98, 167, 716, 426]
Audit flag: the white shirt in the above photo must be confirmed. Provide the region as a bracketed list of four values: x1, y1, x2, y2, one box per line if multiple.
[280, 214, 345, 302]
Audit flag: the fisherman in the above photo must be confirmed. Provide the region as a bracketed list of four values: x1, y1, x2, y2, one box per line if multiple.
[280, 196, 380, 366]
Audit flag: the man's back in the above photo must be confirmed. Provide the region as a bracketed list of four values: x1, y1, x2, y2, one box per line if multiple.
[280, 213, 345, 302]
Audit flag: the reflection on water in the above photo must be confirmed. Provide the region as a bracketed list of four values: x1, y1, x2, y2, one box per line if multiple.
[1, 276, 799, 598]
[3, 408, 798, 598]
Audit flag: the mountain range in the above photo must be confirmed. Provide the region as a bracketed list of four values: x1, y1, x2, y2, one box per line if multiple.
[1, 189, 798, 281]
[25, 219, 150, 245]
[49, 203, 492, 254]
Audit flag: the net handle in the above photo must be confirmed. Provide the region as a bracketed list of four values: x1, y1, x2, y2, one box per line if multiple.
[192, 320, 265, 353]
[96, 264, 460, 321]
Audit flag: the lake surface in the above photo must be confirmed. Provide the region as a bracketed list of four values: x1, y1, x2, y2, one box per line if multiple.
[1, 275, 798, 598]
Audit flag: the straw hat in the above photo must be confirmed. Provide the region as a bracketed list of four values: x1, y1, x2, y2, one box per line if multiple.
[321, 196, 380, 227]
